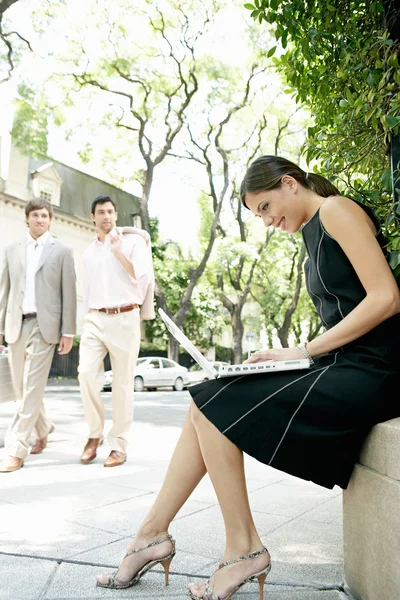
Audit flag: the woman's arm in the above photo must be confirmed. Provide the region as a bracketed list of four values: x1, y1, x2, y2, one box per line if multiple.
[306, 196, 400, 357]
[248, 196, 400, 363]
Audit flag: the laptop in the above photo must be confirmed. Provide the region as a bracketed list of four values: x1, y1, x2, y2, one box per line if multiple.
[158, 308, 310, 379]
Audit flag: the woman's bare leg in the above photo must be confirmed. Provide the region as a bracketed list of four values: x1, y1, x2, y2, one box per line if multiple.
[97, 405, 206, 584]
[188, 401, 270, 598]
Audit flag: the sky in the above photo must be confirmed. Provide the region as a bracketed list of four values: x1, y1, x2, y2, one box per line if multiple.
[1, 1, 305, 252]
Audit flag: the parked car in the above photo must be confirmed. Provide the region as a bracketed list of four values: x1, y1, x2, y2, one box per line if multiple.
[187, 361, 229, 385]
[102, 356, 189, 392]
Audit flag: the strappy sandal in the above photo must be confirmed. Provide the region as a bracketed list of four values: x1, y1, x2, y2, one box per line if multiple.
[188, 546, 271, 600]
[96, 533, 175, 589]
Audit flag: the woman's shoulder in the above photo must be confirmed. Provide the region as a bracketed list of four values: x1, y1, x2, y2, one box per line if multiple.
[320, 196, 379, 237]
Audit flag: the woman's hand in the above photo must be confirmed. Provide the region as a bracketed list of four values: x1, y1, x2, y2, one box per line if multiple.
[245, 346, 305, 364]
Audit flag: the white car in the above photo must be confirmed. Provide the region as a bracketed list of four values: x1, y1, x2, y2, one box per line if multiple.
[187, 361, 229, 385]
[103, 356, 189, 392]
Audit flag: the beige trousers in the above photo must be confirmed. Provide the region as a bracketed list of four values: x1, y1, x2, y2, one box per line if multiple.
[6, 318, 56, 459]
[78, 308, 141, 454]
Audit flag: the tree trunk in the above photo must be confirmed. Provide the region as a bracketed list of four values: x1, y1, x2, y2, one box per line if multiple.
[140, 167, 153, 233]
[168, 336, 180, 363]
[0, 0, 20, 16]
[275, 244, 307, 347]
[231, 309, 244, 363]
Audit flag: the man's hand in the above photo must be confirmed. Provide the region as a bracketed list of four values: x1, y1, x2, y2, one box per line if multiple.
[110, 231, 123, 256]
[245, 346, 305, 364]
[58, 336, 73, 355]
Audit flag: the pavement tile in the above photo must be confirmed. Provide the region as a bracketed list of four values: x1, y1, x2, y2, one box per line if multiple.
[243, 457, 293, 484]
[44, 562, 191, 598]
[0, 518, 122, 559]
[107, 468, 272, 504]
[0, 554, 56, 599]
[67, 536, 214, 576]
[71, 494, 214, 536]
[248, 482, 338, 518]
[261, 518, 344, 587]
[0, 478, 149, 514]
[300, 495, 343, 525]
[170, 505, 291, 559]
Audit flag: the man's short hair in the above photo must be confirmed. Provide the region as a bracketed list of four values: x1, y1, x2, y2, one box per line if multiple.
[25, 198, 53, 219]
[91, 195, 117, 214]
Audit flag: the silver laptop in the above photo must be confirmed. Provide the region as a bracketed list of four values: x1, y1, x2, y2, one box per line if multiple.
[158, 308, 310, 379]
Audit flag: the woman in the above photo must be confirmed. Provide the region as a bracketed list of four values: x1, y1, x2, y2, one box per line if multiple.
[96, 156, 400, 600]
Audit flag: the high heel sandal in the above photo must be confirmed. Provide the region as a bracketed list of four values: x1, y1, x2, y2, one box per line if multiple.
[96, 533, 175, 589]
[188, 546, 271, 600]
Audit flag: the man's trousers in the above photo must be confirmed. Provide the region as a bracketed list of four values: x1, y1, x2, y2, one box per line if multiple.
[78, 308, 141, 454]
[6, 318, 56, 459]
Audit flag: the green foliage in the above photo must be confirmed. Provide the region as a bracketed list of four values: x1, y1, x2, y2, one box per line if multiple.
[139, 340, 167, 353]
[11, 85, 49, 157]
[215, 344, 233, 362]
[197, 192, 214, 250]
[245, 0, 400, 255]
[250, 233, 320, 343]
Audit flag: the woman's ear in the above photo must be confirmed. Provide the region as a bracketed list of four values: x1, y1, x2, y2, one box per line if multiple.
[281, 175, 298, 192]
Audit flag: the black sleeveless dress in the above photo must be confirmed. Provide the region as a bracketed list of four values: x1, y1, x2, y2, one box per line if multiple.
[190, 202, 400, 489]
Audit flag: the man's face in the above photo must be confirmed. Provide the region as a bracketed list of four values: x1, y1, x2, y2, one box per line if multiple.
[92, 201, 117, 233]
[26, 208, 52, 239]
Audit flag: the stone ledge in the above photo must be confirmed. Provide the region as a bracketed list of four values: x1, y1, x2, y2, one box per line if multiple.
[343, 418, 400, 600]
[358, 418, 400, 481]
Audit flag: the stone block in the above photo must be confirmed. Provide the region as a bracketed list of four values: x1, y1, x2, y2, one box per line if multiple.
[343, 418, 400, 600]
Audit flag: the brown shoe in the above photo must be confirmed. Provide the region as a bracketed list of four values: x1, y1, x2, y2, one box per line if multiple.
[80, 438, 102, 464]
[31, 425, 55, 455]
[0, 456, 24, 473]
[104, 450, 126, 467]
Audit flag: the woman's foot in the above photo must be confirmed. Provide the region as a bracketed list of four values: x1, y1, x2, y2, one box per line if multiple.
[188, 546, 271, 599]
[96, 530, 174, 587]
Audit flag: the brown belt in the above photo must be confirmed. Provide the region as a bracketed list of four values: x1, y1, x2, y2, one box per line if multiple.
[22, 313, 37, 320]
[98, 303, 139, 315]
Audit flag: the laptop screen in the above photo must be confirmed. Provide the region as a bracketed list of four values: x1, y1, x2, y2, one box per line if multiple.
[158, 309, 217, 379]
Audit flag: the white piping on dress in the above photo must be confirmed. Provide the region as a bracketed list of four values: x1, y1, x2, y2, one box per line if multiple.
[268, 352, 339, 464]
[307, 265, 328, 327]
[317, 232, 345, 320]
[198, 375, 246, 410]
[222, 365, 329, 434]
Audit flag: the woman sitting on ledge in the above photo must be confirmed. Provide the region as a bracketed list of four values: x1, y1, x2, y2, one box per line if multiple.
[96, 155, 400, 600]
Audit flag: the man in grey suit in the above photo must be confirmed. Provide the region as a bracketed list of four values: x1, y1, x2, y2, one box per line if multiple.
[0, 199, 77, 472]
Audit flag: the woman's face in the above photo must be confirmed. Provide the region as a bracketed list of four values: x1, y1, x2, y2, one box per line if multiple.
[244, 177, 305, 234]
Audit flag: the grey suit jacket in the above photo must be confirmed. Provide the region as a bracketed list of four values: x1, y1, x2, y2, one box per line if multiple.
[0, 234, 77, 344]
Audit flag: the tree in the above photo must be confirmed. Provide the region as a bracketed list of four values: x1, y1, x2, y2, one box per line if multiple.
[160, 60, 267, 360]
[249, 234, 322, 347]
[202, 103, 310, 361]
[0, 0, 21, 15]
[246, 0, 400, 278]
[145, 218, 229, 352]
[0, 0, 31, 84]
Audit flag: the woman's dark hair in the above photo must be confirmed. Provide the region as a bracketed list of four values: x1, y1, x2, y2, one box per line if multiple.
[25, 198, 53, 219]
[91, 195, 117, 214]
[240, 156, 340, 208]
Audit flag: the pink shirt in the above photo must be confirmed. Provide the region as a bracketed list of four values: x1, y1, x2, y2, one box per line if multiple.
[82, 229, 151, 312]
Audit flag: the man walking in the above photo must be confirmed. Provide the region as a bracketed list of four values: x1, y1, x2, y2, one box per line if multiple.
[0, 199, 77, 473]
[78, 195, 154, 467]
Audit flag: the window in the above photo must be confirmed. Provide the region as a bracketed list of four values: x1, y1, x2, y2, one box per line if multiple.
[162, 359, 174, 369]
[31, 164, 62, 207]
[149, 359, 160, 368]
[131, 213, 142, 228]
[40, 188, 52, 202]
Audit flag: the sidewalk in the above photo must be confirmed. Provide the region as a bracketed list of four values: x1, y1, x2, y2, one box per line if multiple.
[0, 385, 350, 599]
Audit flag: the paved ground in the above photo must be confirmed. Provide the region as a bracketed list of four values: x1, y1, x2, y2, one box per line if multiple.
[0, 380, 353, 599]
